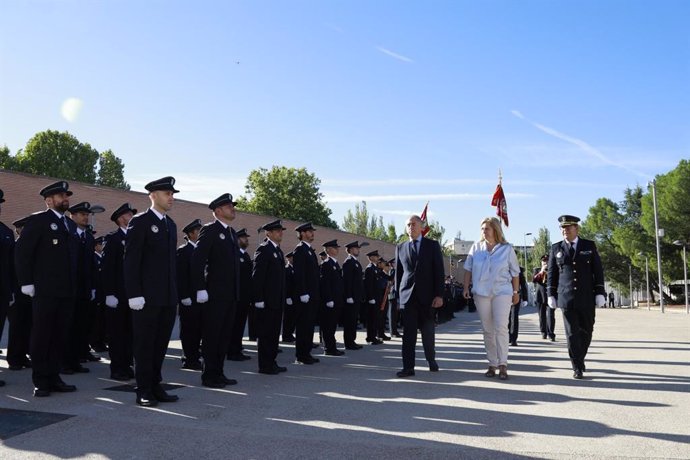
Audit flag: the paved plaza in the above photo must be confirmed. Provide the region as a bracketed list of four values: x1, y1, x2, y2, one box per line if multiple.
[1, 307, 689, 459]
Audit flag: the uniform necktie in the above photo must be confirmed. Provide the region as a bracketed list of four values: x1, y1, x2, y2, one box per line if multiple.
[61, 216, 69, 231]
[411, 239, 418, 264]
[569, 243, 575, 259]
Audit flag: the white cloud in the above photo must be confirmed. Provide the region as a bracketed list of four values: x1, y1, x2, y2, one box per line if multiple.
[376, 46, 414, 63]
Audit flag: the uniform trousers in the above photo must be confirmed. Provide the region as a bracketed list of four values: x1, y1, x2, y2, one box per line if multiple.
[401, 298, 436, 370]
[294, 299, 318, 359]
[319, 303, 343, 352]
[201, 299, 235, 381]
[365, 302, 381, 341]
[256, 307, 282, 370]
[562, 307, 595, 371]
[508, 303, 520, 344]
[228, 300, 251, 356]
[281, 301, 296, 340]
[106, 301, 133, 374]
[475, 294, 511, 367]
[131, 304, 176, 393]
[538, 302, 556, 339]
[31, 296, 75, 389]
[7, 295, 32, 366]
[179, 302, 202, 363]
[342, 301, 358, 346]
[64, 298, 90, 369]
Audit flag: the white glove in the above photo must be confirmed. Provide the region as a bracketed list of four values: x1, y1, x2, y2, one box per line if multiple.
[300, 294, 310, 303]
[595, 294, 606, 308]
[180, 298, 192, 306]
[368, 299, 375, 305]
[21, 285, 35, 297]
[105, 295, 118, 308]
[255, 301, 265, 309]
[9, 293, 15, 306]
[286, 298, 293, 306]
[346, 297, 354, 304]
[91, 289, 96, 301]
[326, 301, 334, 308]
[129, 297, 145, 310]
[521, 301, 528, 308]
[196, 290, 209, 304]
[548, 296, 557, 309]
[399, 304, 405, 311]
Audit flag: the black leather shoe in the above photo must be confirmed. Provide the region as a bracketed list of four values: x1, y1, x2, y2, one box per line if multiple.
[325, 349, 344, 356]
[153, 386, 179, 402]
[60, 367, 75, 375]
[296, 356, 319, 365]
[136, 393, 158, 407]
[33, 387, 50, 397]
[202, 379, 226, 389]
[311, 343, 320, 349]
[182, 361, 203, 371]
[220, 375, 238, 385]
[371, 339, 383, 345]
[0, 380, 5, 387]
[573, 369, 583, 379]
[379, 335, 391, 341]
[74, 365, 90, 373]
[345, 343, 363, 350]
[50, 382, 77, 392]
[258, 367, 279, 375]
[85, 353, 102, 362]
[542, 334, 547, 339]
[510, 341, 518, 346]
[396, 369, 415, 378]
[429, 361, 439, 372]
[282, 336, 295, 343]
[110, 372, 131, 381]
[8, 364, 25, 371]
[392, 332, 402, 338]
[550, 337, 556, 342]
[274, 365, 287, 373]
[227, 353, 251, 361]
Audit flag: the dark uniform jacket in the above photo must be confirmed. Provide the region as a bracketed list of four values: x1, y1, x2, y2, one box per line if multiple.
[292, 241, 320, 301]
[251, 241, 285, 309]
[75, 229, 96, 301]
[395, 237, 445, 308]
[191, 220, 239, 302]
[176, 241, 195, 302]
[93, 251, 104, 304]
[239, 249, 253, 304]
[285, 263, 295, 302]
[364, 263, 378, 303]
[15, 210, 78, 298]
[532, 268, 548, 306]
[0, 220, 16, 304]
[547, 237, 605, 310]
[342, 255, 364, 303]
[320, 257, 344, 307]
[123, 209, 177, 306]
[102, 228, 127, 300]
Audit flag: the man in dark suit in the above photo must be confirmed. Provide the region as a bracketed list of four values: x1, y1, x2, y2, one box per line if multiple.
[319, 239, 345, 356]
[395, 215, 444, 377]
[252, 220, 288, 374]
[342, 241, 364, 350]
[533, 255, 556, 341]
[228, 228, 252, 362]
[15, 181, 80, 396]
[291, 222, 321, 364]
[191, 193, 240, 388]
[124, 177, 180, 406]
[6, 215, 33, 372]
[547, 214, 605, 379]
[281, 251, 296, 343]
[176, 218, 202, 370]
[364, 250, 383, 345]
[102, 202, 137, 381]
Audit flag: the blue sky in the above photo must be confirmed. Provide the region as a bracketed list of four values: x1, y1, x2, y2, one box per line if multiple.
[1, 1, 687, 246]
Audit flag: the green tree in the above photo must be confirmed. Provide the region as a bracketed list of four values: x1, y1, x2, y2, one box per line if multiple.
[527, 227, 552, 273]
[341, 201, 399, 243]
[426, 220, 452, 255]
[237, 166, 338, 228]
[96, 150, 130, 190]
[0, 145, 17, 169]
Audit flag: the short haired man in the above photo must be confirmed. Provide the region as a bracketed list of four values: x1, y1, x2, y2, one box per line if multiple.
[292, 222, 321, 364]
[342, 241, 364, 350]
[177, 218, 203, 370]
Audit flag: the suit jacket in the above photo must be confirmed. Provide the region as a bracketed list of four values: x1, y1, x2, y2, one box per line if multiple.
[102, 228, 127, 300]
[320, 257, 344, 307]
[239, 249, 253, 304]
[292, 241, 320, 301]
[251, 241, 285, 309]
[190, 220, 239, 302]
[176, 241, 194, 301]
[395, 237, 444, 310]
[15, 209, 78, 298]
[123, 209, 177, 306]
[547, 237, 605, 310]
[0, 220, 15, 304]
[342, 256, 364, 303]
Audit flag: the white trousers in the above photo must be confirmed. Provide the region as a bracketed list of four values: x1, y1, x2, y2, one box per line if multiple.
[475, 294, 512, 367]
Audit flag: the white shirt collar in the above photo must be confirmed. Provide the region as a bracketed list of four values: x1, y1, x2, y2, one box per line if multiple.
[566, 236, 579, 247]
[50, 209, 65, 219]
[215, 218, 229, 229]
[302, 240, 312, 248]
[76, 227, 85, 236]
[119, 226, 128, 235]
[188, 240, 198, 248]
[267, 238, 279, 249]
[328, 256, 338, 264]
[150, 207, 165, 220]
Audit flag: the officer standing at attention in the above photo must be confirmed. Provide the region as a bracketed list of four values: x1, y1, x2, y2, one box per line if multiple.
[292, 222, 321, 365]
[176, 218, 203, 370]
[319, 240, 345, 356]
[252, 220, 288, 374]
[364, 250, 383, 345]
[228, 228, 252, 362]
[103, 203, 137, 381]
[15, 181, 79, 397]
[124, 177, 180, 406]
[547, 215, 605, 379]
[281, 251, 296, 343]
[0, 189, 14, 361]
[191, 193, 240, 388]
[342, 241, 364, 350]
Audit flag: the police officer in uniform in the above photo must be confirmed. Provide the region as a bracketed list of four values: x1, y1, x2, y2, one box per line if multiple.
[547, 215, 605, 379]
[0, 189, 14, 359]
[103, 203, 137, 381]
[177, 218, 203, 370]
[252, 220, 288, 374]
[191, 193, 240, 388]
[6, 215, 33, 372]
[89, 235, 108, 353]
[15, 181, 79, 397]
[319, 239, 345, 356]
[533, 255, 556, 341]
[228, 228, 252, 362]
[292, 222, 321, 364]
[281, 251, 296, 343]
[342, 241, 364, 350]
[124, 177, 180, 406]
[364, 250, 383, 345]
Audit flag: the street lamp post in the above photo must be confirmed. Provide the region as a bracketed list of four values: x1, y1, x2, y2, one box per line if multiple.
[649, 179, 665, 313]
[638, 252, 650, 310]
[673, 240, 689, 314]
[629, 264, 633, 309]
[523, 232, 532, 270]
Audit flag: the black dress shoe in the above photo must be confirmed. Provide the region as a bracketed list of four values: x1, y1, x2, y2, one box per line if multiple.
[136, 393, 158, 407]
[325, 349, 345, 356]
[396, 369, 415, 378]
[220, 375, 238, 385]
[276, 348, 283, 353]
[182, 361, 203, 371]
[370, 339, 383, 345]
[227, 353, 251, 362]
[345, 343, 363, 350]
[0, 380, 5, 387]
[34, 387, 50, 397]
[573, 369, 583, 379]
[392, 332, 402, 338]
[8, 364, 25, 371]
[311, 343, 320, 349]
[296, 355, 319, 365]
[550, 336, 556, 342]
[510, 341, 518, 346]
[85, 353, 102, 362]
[542, 334, 548, 339]
[153, 386, 179, 402]
[202, 379, 226, 389]
[110, 372, 131, 381]
[429, 361, 439, 372]
[60, 367, 75, 375]
[74, 365, 90, 373]
[50, 382, 77, 392]
[379, 335, 391, 341]
[91, 343, 108, 352]
[282, 336, 296, 343]
[274, 365, 287, 373]
[258, 367, 279, 375]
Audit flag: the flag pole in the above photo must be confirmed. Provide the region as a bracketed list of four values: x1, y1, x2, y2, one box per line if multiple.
[497, 169, 503, 229]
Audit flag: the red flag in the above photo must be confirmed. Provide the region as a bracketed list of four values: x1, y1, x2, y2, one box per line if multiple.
[420, 201, 430, 236]
[491, 183, 509, 227]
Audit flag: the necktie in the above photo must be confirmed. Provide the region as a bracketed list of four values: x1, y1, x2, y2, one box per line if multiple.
[411, 239, 418, 264]
[61, 216, 69, 231]
[569, 243, 575, 259]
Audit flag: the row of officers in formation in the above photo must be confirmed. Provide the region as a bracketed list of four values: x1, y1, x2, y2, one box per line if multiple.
[0, 177, 410, 406]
